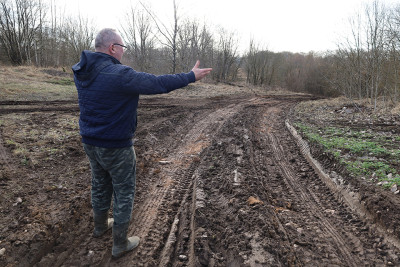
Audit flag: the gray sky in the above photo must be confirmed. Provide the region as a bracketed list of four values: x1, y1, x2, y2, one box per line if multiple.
[64, 0, 399, 54]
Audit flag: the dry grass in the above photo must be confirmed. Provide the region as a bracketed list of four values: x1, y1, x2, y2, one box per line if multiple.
[141, 81, 304, 100]
[390, 103, 400, 114]
[0, 65, 76, 101]
[296, 96, 400, 116]
[0, 65, 302, 102]
[1, 112, 80, 167]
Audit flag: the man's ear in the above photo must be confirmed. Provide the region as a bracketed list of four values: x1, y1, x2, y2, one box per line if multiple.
[109, 44, 115, 54]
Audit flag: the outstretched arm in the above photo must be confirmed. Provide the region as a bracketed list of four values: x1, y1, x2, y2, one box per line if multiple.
[191, 60, 212, 81]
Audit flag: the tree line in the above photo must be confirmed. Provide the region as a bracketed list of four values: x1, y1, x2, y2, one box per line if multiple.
[1, 0, 399, 107]
[0, 0, 240, 82]
[244, 0, 400, 106]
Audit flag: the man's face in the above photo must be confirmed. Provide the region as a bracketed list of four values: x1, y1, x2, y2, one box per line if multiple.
[111, 36, 125, 61]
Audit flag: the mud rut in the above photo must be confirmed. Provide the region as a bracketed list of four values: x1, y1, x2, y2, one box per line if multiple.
[1, 95, 399, 266]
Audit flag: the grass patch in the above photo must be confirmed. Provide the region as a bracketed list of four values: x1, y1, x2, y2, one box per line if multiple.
[46, 78, 75, 86]
[295, 122, 400, 188]
[0, 65, 77, 101]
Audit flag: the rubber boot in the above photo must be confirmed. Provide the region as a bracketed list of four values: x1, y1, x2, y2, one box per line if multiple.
[93, 211, 114, 238]
[112, 222, 140, 258]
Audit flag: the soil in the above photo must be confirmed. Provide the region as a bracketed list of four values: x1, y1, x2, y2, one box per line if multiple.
[0, 89, 400, 266]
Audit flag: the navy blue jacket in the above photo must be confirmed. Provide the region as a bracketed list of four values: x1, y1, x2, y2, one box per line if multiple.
[72, 50, 196, 148]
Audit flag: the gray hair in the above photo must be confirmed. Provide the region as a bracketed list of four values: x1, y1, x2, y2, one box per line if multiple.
[95, 28, 120, 49]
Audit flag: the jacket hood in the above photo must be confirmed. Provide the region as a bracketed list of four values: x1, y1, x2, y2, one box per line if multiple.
[72, 50, 121, 87]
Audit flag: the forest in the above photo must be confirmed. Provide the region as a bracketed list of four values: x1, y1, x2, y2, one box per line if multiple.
[1, 0, 400, 107]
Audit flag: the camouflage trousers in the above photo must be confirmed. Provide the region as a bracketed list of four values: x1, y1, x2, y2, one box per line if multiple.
[83, 144, 136, 226]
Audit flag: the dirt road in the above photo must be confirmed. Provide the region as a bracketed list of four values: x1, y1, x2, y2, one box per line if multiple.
[0, 93, 399, 266]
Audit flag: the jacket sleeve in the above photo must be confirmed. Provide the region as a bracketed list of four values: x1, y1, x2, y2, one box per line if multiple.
[121, 67, 196, 95]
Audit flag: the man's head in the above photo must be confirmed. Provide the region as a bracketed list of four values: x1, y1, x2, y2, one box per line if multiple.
[95, 28, 126, 61]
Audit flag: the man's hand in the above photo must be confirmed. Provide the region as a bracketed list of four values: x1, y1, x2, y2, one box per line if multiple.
[191, 60, 212, 81]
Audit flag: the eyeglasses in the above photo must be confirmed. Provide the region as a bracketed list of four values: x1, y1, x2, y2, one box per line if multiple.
[113, 43, 128, 51]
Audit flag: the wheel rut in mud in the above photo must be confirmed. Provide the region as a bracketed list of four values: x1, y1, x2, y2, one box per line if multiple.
[0, 95, 399, 266]
[0, 100, 78, 114]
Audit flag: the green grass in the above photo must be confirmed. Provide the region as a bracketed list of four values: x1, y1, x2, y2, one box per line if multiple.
[295, 123, 400, 189]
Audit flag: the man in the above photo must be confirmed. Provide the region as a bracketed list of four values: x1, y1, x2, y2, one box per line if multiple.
[72, 28, 212, 258]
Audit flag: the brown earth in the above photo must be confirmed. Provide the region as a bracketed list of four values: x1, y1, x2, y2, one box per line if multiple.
[0, 87, 400, 266]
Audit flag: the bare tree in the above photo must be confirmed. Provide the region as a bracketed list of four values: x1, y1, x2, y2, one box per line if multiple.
[332, 1, 397, 107]
[62, 15, 95, 64]
[33, 0, 45, 66]
[284, 53, 308, 92]
[386, 4, 400, 103]
[212, 28, 239, 82]
[122, 5, 155, 72]
[245, 39, 263, 85]
[0, 0, 44, 65]
[365, 0, 388, 109]
[38, 0, 66, 67]
[140, 0, 179, 73]
[245, 39, 277, 86]
[177, 19, 196, 72]
[176, 19, 214, 74]
[198, 24, 214, 66]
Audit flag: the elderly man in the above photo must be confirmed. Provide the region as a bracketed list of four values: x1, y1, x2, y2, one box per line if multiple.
[72, 28, 212, 258]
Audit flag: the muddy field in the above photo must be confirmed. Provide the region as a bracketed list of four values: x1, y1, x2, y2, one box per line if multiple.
[1, 88, 400, 266]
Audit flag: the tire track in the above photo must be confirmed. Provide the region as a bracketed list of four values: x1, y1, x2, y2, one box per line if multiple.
[0, 101, 79, 114]
[33, 101, 241, 267]
[266, 119, 360, 266]
[185, 100, 398, 266]
[187, 100, 298, 266]
[5, 95, 399, 266]
[286, 120, 400, 252]
[110, 102, 245, 266]
[260, 104, 398, 266]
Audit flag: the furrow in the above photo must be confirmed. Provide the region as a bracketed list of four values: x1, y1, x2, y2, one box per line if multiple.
[286, 119, 400, 251]
[267, 132, 360, 267]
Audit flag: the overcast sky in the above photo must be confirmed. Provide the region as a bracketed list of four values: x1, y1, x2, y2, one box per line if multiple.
[64, 0, 399, 54]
